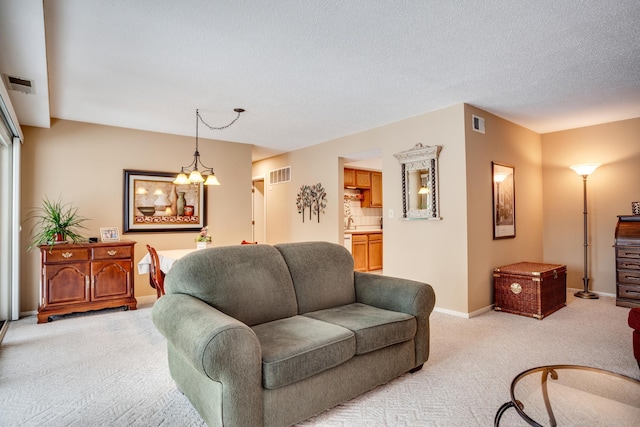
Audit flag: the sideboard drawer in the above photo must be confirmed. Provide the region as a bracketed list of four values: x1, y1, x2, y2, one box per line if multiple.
[617, 259, 640, 270]
[93, 246, 133, 260]
[617, 269, 640, 285]
[43, 248, 90, 263]
[618, 284, 640, 301]
[617, 247, 640, 259]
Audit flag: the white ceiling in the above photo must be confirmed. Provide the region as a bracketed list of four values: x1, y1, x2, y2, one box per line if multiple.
[2, 1, 640, 161]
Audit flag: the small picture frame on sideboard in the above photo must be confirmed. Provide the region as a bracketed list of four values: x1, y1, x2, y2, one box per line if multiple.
[100, 227, 120, 242]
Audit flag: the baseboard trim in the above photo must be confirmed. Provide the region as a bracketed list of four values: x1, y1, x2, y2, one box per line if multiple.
[433, 305, 493, 319]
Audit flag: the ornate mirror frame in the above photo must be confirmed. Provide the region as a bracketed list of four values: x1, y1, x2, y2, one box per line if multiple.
[393, 143, 442, 220]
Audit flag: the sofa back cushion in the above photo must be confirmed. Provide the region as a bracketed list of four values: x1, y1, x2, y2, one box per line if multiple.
[275, 242, 356, 314]
[165, 244, 298, 326]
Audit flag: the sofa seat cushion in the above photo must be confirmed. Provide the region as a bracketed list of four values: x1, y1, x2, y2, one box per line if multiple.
[304, 303, 417, 355]
[252, 315, 355, 389]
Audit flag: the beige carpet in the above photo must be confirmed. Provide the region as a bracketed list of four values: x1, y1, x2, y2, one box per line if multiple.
[0, 292, 637, 426]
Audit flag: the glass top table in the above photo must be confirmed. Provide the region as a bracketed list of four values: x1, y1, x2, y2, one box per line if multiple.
[495, 365, 640, 426]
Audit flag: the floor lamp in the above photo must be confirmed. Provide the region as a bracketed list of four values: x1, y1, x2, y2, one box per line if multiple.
[569, 163, 600, 299]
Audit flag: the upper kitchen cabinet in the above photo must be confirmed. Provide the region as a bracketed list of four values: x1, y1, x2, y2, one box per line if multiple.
[344, 168, 356, 187]
[355, 170, 371, 188]
[370, 172, 382, 207]
[344, 168, 372, 189]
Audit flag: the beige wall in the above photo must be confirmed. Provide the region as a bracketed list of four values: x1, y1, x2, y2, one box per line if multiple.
[254, 104, 547, 315]
[464, 105, 544, 313]
[20, 119, 252, 313]
[21, 113, 637, 316]
[541, 117, 640, 295]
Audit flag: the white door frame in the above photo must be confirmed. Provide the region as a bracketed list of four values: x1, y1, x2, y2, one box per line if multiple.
[251, 176, 267, 244]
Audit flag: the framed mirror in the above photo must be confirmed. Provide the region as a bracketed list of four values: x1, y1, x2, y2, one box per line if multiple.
[394, 143, 442, 220]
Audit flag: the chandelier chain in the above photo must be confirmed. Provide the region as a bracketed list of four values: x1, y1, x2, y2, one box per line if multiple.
[198, 109, 243, 131]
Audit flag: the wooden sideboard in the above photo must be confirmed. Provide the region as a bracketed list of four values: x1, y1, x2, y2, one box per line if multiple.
[38, 240, 137, 323]
[614, 216, 640, 308]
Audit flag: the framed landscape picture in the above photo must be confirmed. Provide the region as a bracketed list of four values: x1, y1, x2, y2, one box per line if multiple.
[123, 169, 206, 233]
[492, 162, 515, 239]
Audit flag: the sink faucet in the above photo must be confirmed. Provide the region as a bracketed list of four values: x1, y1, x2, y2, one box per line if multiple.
[346, 216, 354, 229]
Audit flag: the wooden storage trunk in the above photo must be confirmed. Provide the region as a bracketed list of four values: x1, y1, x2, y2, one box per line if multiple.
[493, 262, 566, 319]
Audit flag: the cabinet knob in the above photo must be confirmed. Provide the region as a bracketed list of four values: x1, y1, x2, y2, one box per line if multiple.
[62, 252, 73, 258]
[107, 250, 117, 256]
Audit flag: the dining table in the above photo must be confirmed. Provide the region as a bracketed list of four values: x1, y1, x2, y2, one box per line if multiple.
[137, 248, 197, 275]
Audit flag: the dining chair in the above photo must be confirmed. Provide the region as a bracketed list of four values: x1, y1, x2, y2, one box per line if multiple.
[146, 244, 165, 298]
[241, 240, 258, 244]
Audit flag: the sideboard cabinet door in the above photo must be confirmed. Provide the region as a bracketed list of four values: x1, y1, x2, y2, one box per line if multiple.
[43, 262, 90, 306]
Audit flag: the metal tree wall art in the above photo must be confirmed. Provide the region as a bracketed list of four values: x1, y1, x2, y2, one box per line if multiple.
[296, 185, 312, 222]
[296, 183, 327, 223]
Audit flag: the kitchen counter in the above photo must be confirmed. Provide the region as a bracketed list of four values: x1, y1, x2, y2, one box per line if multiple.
[344, 228, 382, 235]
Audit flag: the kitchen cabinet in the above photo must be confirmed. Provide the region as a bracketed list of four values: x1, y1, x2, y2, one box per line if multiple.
[38, 240, 137, 323]
[367, 233, 383, 271]
[344, 168, 356, 187]
[350, 232, 382, 272]
[370, 172, 382, 207]
[355, 170, 371, 188]
[352, 234, 368, 272]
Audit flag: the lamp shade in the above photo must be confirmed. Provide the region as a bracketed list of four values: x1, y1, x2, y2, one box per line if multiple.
[418, 185, 429, 194]
[570, 163, 600, 176]
[204, 174, 221, 186]
[188, 170, 204, 183]
[173, 173, 189, 185]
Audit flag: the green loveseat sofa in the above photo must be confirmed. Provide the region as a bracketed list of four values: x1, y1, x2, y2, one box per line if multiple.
[152, 241, 436, 426]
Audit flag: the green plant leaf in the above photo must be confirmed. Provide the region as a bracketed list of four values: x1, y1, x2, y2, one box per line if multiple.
[25, 196, 90, 251]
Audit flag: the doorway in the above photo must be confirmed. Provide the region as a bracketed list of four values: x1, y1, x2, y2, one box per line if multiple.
[252, 177, 266, 244]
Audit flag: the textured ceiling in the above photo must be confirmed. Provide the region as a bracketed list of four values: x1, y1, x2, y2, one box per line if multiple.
[2, 1, 640, 160]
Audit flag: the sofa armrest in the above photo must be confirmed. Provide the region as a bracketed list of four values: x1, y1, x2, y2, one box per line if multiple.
[152, 294, 263, 425]
[153, 293, 262, 380]
[354, 271, 436, 367]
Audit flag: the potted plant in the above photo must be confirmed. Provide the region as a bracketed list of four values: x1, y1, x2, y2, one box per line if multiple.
[27, 196, 89, 251]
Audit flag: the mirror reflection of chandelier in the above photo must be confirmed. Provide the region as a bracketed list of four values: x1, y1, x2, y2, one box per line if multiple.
[174, 108, 245, 185]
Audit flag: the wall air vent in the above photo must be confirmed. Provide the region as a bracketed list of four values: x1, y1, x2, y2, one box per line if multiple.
[472, 114, 485, 134]
[269, 166, 291, 185]
[3, 74, 35, 95]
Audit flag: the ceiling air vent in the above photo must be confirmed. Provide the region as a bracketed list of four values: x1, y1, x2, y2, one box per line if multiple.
[3, 74, 35, 95]
[269, 166, 291, 185]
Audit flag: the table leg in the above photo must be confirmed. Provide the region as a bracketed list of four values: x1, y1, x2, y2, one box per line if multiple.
[494, 401, 514, 426]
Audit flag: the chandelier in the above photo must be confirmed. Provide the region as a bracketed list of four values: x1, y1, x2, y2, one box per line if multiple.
[174, 108, 245, 185]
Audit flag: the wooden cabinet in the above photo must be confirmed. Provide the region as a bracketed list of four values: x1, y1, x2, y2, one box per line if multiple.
[370, 172, 382, 207]
[355, 170, 371, 188]
[367, 233, 383, 271]
[351, 232, 382, 272]
[346, 169, 382, 208]
[38, 241, 137, 323]
[344, 168, 375, 190]
[344, 168, 356, 187]
[352, 234, 368, 272]
[615, 215, 640, 308]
